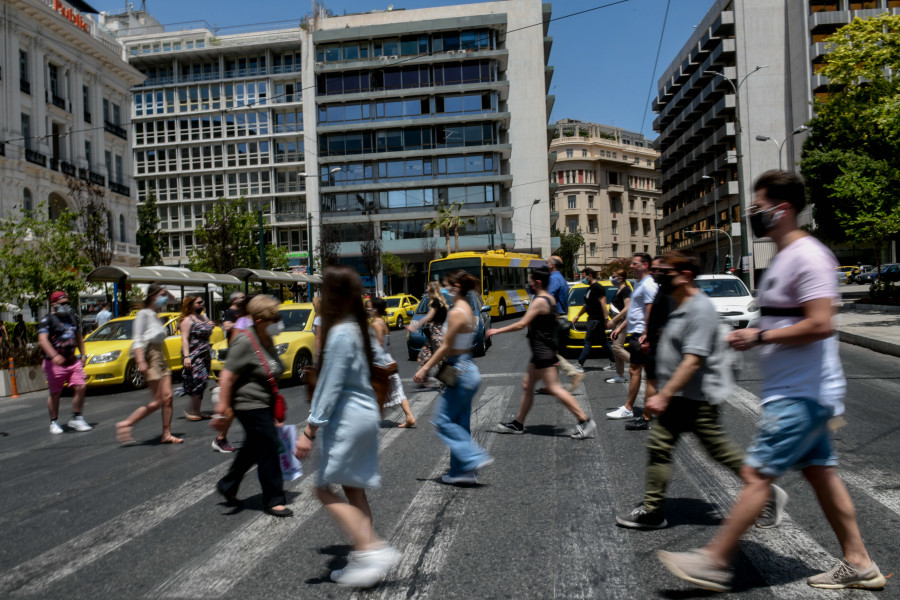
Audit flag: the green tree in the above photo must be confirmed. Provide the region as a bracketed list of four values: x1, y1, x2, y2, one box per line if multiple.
[67, 176, 113, 268]
[801, 14, 900, 256]
[0, 206, 92, 313]
[136, 188, 167, 266]
[382, 252, 417, 294]
[447, 202, 476, 253]
[552, 229, 585, 279]
[599, 257, 632, 279]
[423, 202, 454, 255]
[359, 217, 382, 283]
[189, 197, 287, 273]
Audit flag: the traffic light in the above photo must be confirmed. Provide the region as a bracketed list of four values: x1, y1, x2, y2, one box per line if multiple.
[725, 254, 732, 269]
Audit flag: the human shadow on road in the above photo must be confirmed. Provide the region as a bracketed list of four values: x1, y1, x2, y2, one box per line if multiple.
[659, 497, 725, 528]
[513, 423, 566, 437]
[305, 544, 353, 584]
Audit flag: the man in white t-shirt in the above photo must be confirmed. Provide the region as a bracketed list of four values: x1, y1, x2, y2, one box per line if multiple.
[657, 171, 885, 592]
[607, 253, 657, 420]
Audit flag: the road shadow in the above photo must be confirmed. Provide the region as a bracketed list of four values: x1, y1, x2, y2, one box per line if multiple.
[656, 497, 723, 528]
[305, 544, 353, 584]
[520, 423, 567, 437]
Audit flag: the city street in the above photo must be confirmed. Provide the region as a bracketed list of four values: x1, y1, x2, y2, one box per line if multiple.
[0, 328, 897, 599]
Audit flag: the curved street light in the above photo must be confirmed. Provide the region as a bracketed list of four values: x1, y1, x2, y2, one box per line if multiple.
[529, 198, 540, 255]
[754, 125, 809, 170]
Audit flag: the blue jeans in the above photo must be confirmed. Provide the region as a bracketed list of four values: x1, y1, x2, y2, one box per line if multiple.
[433, 354, 492, 476]
[578, 319, 611, 366]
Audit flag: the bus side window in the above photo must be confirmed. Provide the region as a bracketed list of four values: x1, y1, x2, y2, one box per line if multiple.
[483, 267, 491, 293]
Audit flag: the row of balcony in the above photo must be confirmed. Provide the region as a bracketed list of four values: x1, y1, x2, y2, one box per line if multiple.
[660, 180, 739, 226]
[137, 63, 304, 88]
[659, 93, 735, 154]
[661, 123, 736, 179]
[20, 148, 130, 197]
[655, 39, 735, 128]
[104, 121, 128, 140]
[657, 75, 735, 144]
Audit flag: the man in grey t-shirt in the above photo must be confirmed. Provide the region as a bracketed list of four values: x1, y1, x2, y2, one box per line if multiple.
[616, 249, 779, 530]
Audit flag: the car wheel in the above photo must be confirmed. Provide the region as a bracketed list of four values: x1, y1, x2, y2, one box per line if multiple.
[294, 350, 312, 385]
[474, 335, 487, 357]
[498, 300, 506, 319]
[408, 349, 418, 361]
[125, 360, 146, 390]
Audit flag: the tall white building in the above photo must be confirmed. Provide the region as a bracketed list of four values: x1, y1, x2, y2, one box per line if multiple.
[0, 0, 143, 266]
[117, 0, 554, 289]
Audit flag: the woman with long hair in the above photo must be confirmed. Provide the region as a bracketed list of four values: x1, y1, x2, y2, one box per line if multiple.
[213, 294, 291, 517]
[488, 266, 596, 438]
[606, 268, 632, 384]
[369, 297, 416, 428]
[414, 270, 493, 485]
[406, 281, 448, 389]
[294, 266, 399, 587]
[116, 283, 183, 444]
[179, 295, 214, 421]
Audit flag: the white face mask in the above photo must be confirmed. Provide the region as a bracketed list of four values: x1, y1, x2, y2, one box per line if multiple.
[445, 287, 457, 298]
[266, 321, 284, 338]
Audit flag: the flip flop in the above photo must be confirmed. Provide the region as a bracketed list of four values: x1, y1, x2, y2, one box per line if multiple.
[161, 435, 184, 444]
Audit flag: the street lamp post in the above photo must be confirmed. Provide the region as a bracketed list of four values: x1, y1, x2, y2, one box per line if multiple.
[299, 167, 342, 300]
[529, 198, 540, 255]
[754, 125, 809, 171]
[704, 65, 768, 288]
[688, 228, 734, 275]
[488, 209, 496, 250]
[701, 175, 719, 273]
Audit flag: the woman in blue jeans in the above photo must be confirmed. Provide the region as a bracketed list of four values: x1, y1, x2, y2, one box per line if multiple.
[414, 270, 493, 485]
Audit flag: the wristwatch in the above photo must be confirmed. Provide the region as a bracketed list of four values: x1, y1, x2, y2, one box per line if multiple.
[757, 330, 767, 344]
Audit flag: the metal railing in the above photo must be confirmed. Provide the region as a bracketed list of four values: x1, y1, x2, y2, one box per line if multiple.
[273, 152, 304, 163]
[25, 149, 46, 166]
[20, 79, 30, 94]
[51, 94, 67, 110]
[109, 181, 130, 196]
[61, 161, 77, 176]
[84, 111, 92, 124]
[104, 121, 128, 140]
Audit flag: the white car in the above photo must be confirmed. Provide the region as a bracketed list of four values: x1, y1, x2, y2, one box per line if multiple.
[695, 274, 760, 328]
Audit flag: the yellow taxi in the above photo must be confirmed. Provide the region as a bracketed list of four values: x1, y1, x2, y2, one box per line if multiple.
[835, 265, 856, 284]
[381, 294, 420, 329]
[564, 280, 630, 355]
[210, 302, 316, 384]
[79, 312, 225, 389]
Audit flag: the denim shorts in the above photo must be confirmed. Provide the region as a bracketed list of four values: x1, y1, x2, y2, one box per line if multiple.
[744, 397, 838, 477]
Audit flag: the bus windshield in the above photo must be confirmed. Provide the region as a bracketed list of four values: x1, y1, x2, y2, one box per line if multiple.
[428, 258, 482, 291]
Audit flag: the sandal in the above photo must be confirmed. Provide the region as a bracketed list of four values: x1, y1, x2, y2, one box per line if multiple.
[184, 411, 203, 422]
[115, 423, 134, 445]
[161, 435, 184, 444]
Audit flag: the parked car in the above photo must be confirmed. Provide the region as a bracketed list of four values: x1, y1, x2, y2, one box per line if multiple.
[78, 312, 225, 389]
[381, 294, 420, 329]
[210, 302, 315, 384]
[406, 290, 491, 360]
[696, 274, 760, 328]
[859, 264, 900, 284]
[835, 265, 856, 284]
[563, 279, 626, 356]
[850, 265, 873, 283]
[857, 266, 881, 284]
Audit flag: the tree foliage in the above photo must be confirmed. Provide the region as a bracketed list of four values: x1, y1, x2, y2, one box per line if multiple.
[0, 206, 92, 313]
[189, 197, 287, 274]
[315, 224, 342, 272]
[552, 229, 585, 279]
[423, 202, 454, 254]
[800, 14, 900, 255]
[136, 188, 167, 266]
[382, 252, 417, 294]
[359, 217, 382, 279]
[67, 176, 113, 269]
[598, 257, 632, 279]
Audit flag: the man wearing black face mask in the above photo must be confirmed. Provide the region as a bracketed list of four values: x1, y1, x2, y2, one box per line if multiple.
[38, 291, 91, 435]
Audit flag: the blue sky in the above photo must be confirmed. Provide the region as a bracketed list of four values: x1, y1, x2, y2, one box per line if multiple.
[95, 0, 715, 139]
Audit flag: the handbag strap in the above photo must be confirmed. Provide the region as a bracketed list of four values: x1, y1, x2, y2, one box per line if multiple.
[240, 330, 280, 398]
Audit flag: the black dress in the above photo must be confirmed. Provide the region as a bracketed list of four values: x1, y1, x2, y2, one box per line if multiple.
[528, 295, 558, 369]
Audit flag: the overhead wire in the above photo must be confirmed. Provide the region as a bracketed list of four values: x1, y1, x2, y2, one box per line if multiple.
[638, 0, 671, 137]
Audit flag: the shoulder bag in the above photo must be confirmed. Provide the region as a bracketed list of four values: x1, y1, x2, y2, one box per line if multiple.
[240, 330, 287, 422]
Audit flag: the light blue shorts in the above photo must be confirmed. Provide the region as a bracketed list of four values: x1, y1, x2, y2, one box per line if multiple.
[744, 397, 838, 478]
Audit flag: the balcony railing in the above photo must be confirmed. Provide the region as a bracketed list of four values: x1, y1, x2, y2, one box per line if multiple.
[273, 152, 304, 164]
[20, 79, 30, 94]
[50, 94, 67, 110]
[271, 64, 302, 75]
[84, 111, 92, 124]
[89, 171, 105, 186]
[61, 161, 76, 176]
[104, 121, 128, 140]
[275, 183, 305, 193]
[109, 181, 130, 196]
[0, 142, 5, 156]
[49, 157, 60, 171]
[273, 123, 303, 134]
[25, 149, 47, 166]
[114, 242, 141, 257]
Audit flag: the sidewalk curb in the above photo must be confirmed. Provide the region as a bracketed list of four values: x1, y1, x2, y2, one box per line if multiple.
[838, 330, 900, 359]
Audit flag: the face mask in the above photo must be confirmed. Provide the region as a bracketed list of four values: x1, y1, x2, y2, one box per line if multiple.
[610, 277, 621, 286]
[194, 306, 204, 314]
[581, 278, 590, 285]
[750, 206, 783, 238]
[657, 274, 676, 295]
[55, 304, 72, 317]
[154, 295, 167, 308]
[266, 321, 284, 338]
[445, 287, 457, 298]
[526, 284, 535, 296]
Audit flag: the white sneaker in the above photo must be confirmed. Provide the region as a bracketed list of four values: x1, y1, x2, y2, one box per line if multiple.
[571, 419, 597, 439]
[67, 416, 93, 432]
[605, 376, 626, 384]
[573, 363, 585, 373]
[602, 364, 616, 371]
[49, 420, 64, 434]
[606, 406, 633, 419]
[442, 472, 478, 485]
[332, 545, 400, 587]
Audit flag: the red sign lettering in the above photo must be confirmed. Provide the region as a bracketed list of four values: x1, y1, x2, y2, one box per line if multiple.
[52, 0, 90, 33]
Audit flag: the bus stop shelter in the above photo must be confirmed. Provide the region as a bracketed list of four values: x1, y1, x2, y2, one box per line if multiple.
[228, 268, 321, 302]
[86, 266, 241, 320]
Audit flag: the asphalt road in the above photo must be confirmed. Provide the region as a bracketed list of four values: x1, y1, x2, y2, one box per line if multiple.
[0, 328, 897, 599]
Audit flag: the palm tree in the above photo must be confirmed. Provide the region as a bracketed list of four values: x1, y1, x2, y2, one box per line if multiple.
[448, 202, 476, 253]
[424, 202, 454, 255]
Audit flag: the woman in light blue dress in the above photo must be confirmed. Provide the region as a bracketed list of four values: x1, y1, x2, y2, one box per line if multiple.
[294, 266, 399, 587]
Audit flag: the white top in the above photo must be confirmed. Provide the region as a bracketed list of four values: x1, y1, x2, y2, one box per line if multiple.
[626, 275, 658, 335]
[756, 235, 845, 415]
[443, 306, 475, 350]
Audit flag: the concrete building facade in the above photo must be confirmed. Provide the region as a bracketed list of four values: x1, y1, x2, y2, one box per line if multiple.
[549, 120, 660, 270]
[655, 0, 900, 280]
[0, 0, 143, 266]
[118, 0, 554, 290]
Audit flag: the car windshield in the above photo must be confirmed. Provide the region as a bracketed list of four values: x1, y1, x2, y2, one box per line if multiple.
[568, 286, 588, 306]
[279, 309, 311, 332]
[385, 298, 402, 308]
[697, 279, 749, 298]
[87, 320, 133, 341]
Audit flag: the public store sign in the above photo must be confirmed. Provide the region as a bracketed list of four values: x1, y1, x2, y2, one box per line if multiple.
[50, 0, 90, 33]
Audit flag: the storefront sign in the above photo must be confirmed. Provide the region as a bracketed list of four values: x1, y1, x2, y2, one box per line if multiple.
[51, 0, 90, 34]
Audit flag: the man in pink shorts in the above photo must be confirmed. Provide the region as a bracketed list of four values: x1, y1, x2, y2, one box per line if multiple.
[38, 291, 92, 434]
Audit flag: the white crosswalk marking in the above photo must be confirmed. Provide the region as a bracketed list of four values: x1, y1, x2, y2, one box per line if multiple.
[152, 392, 438, 599]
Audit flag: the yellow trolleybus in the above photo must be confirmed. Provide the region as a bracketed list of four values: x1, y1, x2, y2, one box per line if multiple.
[428, 250, 546, 318]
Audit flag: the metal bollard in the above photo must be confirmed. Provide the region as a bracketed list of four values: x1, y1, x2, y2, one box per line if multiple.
[9, 358, 20, 399]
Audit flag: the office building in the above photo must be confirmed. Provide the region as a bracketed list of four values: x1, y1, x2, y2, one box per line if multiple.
[655, 0, 900, 279]
[549, 120, 660, 270]
[119, 0, 554, 288]
[0, 0, 143, 266]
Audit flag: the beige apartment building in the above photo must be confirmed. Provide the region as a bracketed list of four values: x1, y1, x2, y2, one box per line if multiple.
[549, 120, 660, 271]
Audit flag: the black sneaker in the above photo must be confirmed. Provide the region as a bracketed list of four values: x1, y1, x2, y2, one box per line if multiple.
[616, 506, 667, 529]
[625, 417, 651, 431]
[495, 420, 525, 434]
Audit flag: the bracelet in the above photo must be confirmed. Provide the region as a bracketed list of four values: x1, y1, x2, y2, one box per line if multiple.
[303, 430, 316, 441]
[757, 330, 768, 344]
